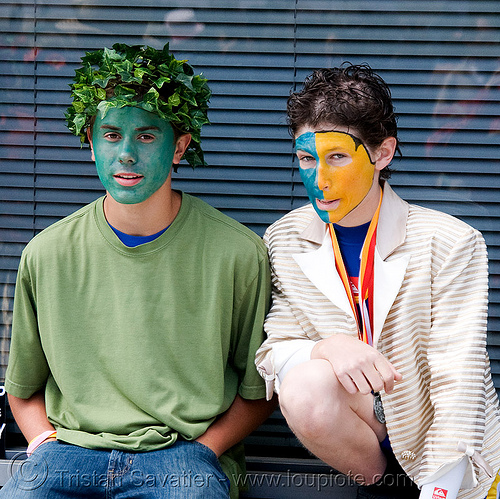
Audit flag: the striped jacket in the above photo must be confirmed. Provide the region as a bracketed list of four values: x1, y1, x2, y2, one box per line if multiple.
[255, 182, 500, 497]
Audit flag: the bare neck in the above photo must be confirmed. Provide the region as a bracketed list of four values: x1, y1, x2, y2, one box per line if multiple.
[103, 179, 181, 236]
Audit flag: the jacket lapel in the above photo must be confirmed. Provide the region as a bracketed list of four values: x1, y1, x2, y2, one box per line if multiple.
[291, 183, 411, 342]
[373, 183, 410, 345]
[373, 249, 410, 346]
[293, 230, 356, 320]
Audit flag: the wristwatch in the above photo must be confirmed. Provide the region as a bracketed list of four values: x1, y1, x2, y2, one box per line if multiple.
[373, 391, 386, 424]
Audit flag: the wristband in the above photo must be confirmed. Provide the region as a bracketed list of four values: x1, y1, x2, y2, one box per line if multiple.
[27, 430, 57, 456]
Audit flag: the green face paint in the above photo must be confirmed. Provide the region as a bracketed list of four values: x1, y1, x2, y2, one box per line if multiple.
[92, 106, 176, 205]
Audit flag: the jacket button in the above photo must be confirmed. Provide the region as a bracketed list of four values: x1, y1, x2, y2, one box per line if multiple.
[401, 450, 416, 460]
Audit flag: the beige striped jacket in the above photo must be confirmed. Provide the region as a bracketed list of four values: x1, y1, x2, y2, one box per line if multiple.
[255, 182, 500, 497]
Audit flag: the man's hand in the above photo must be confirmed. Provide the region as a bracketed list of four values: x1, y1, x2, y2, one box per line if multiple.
[195, 395, 277, 457]
[8, 391, 56, 445]
[311, 334, 402, 395]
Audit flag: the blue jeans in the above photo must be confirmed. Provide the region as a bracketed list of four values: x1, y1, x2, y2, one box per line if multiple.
[0, 440, 230, 498]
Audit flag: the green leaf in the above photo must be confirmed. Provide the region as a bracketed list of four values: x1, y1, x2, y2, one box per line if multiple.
[143, 87, 159, 105]
[81, 49, 103, 66]
[72, 101, 86, 113]
[93, 75, 112, 88]
[168, 93, 181, 107]
[96, 88, 107, 100]
[141, 102, 155, 113]
[73, 87, 96, 103]
[113, 85, 136, 98]
[97, 99, 116, 118]
[134, 68, 147, 80]
[155, 76, 171, 88]
[73, 115, 86, 136]
[175, 73, 194, 91]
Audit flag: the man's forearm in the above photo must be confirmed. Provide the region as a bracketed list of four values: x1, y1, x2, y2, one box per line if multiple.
[196, 394, 278, 457]
[8, 391, 55, 443]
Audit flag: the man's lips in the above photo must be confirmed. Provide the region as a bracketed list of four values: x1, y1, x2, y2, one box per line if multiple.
[113, 173, 144, 187]
[315, 198, 340, 211]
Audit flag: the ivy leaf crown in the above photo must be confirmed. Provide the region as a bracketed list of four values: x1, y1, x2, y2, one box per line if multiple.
[65, 43, 211, 168]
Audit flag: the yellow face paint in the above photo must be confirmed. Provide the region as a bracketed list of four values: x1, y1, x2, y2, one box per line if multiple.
[295, 131, 375, 224]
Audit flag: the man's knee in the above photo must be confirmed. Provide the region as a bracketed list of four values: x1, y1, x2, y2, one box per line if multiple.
[279, 360, 344, 439]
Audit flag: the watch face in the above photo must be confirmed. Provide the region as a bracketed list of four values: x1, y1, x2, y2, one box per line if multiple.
[373, 392, 386, 424]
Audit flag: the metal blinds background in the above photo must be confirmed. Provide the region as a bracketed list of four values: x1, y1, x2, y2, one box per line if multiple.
[0, 0, 499, 395]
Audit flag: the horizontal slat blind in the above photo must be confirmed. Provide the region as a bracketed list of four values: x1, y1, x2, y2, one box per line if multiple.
[1, 2, 35, 386]
[0, 0, 499, 420]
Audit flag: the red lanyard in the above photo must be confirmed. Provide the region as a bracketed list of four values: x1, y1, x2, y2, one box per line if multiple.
[328, 190, 383, 346]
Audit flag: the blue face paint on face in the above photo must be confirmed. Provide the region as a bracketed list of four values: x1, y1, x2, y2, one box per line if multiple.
[91, 106, 176, 205]
[295, 132, 329, 222]
[295, 130, 376, 224]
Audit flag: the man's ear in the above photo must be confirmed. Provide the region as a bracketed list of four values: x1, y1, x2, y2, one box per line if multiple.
[374, 136, 397, 172]
[86, 128, 95, 162]
[172, 134, 192, 164]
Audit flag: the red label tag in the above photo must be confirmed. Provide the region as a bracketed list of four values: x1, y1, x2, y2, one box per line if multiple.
[432, 488, 448, 499]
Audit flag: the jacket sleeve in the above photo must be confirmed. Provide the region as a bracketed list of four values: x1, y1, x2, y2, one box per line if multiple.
[422, 226, 492, 488]
[255, 229, 317, 400]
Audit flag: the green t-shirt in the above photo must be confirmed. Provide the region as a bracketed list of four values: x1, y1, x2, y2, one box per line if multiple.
[6, 193, 270, 485]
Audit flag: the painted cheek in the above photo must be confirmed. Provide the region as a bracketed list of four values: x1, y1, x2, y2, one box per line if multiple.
[296, 132, 323, 200]
[299, 167, 317, 197]
[114, 141, 175, 205]
[314, 132, 375, 223]
[325, 154, 374, 223]
[93, 142, 115, 191]
[299, 167, 333, 223]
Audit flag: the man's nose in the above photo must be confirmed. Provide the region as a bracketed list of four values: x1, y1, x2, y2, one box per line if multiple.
[317, 161, 331, 191]
[118, 139, 136, 164]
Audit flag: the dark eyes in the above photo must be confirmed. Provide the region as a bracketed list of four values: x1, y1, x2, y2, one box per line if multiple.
[104, 132, 121, 141]
[138, 134, 155, 142]
[297, 155, 316, 169]
[103, 133, 156, 142]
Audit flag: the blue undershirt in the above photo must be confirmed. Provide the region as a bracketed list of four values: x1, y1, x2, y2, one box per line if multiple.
[333, 221, 370, 278]
[109, 224, 169, 247]
[334, 221, 393, 453]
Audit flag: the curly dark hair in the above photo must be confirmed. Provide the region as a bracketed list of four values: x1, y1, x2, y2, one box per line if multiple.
[287, 64, 401, 179]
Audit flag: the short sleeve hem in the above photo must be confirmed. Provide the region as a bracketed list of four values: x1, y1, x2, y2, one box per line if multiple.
[238, 383, 266, 400]
[5, 378, 44, 399]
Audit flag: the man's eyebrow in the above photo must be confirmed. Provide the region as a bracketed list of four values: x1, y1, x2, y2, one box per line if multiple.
[135, 126, 161, 132]
[98, 125, 161, 132]
[99, 125, 121, 130]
